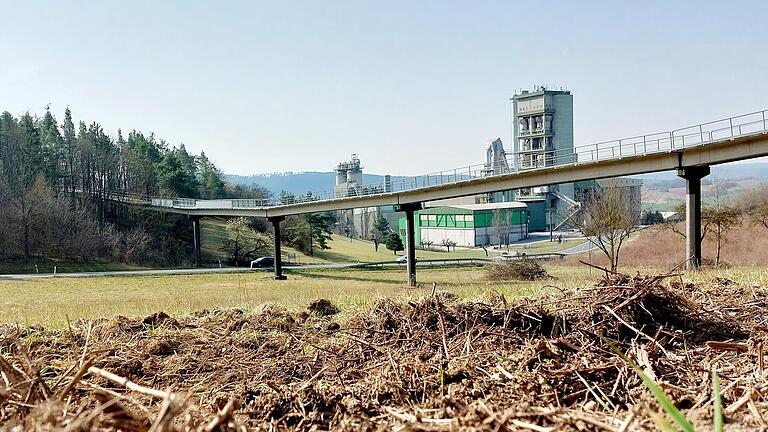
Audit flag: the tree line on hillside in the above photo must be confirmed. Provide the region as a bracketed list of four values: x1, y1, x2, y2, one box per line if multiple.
[1, 105, 500, 268]
[0, 107, 268, 266]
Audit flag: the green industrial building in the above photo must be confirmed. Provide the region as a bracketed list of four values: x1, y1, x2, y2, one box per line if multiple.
[398, 202, 529, 247]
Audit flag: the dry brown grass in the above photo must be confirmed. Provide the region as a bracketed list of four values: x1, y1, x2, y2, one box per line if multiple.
[3, 272, 767, 430]
[570, 222, 768, 268]
[0, 267, 595, 327]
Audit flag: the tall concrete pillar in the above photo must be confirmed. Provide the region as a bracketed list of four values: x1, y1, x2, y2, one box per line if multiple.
[269, 216, 287, 280]
[677, 166, 710, 270]
[191, 216, 202, 267]
[396, 203, 422, 287]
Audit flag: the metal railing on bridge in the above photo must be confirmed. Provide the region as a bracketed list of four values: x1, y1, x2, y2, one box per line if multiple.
[130, 109, 767, 211]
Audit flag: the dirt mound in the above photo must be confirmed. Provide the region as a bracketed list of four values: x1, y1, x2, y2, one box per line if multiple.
[2, 271, 767, 431]
[307, 298, 339, 316]
[142, 311, 179, 327]
[565, 272, 752, 343]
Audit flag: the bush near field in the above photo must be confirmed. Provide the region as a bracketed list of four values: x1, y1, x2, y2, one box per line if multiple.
[486, 259, 551, 281]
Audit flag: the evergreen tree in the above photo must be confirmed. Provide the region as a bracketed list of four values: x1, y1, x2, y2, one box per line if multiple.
[0, 112, 22, 191]
[285, 212, 334, 255]
[126, 130, 161, 195]
[385, 232, 404, 255]
[19, 113, 44, 188]
[39, 109, 63, 190]
[372, 216, 391, 251]
[308, 212, 334, 252]
[176, 144, 197, 179]
[87, 122, 119, 221]
[175, 144, 200, 196]
[116, 128, 128, 195]
[640, 210, 664, 225]
[157, 152, 187, 197]
[196, 151, 226, 199]
[61, 107, 77, 204]
[157, 148, 198, 197]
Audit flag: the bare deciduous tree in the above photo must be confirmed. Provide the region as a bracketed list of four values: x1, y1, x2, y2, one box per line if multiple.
[572, 179, 640, 272]
[492, 209, 512, 249]
[440, 238, 457, 252]
[707, 178, 742, 266]
[739, 185, 768, 230]
[705, 204, 741, 266]
[222, 217, 273, 266]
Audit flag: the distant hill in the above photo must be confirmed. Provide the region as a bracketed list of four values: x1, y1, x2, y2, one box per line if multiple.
[632, 161, 768, 186]
[226, 172, 411, 196]
[639, 162, 768, 211]
[228, 162, 768, 197]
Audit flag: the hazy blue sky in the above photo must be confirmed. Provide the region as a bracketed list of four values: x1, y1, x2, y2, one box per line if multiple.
[1, 1, 766, 176]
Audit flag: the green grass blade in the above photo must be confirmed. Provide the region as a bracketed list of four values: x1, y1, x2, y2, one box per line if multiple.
[712, 367, 723, 432]
[651, 411, 681, 432]
[575, 371, 617, 412]
[601, 336, 695, 432]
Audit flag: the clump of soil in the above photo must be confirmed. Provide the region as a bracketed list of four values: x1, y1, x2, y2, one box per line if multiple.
[142, 311, 179, 328]
[486, 258, 551, 280]
[2, 270, 767, 431]
[307, 298, 338, 316]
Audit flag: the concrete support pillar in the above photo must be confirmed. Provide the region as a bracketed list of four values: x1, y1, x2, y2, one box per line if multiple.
[405, 209, 417, 287]
[396, 203, 422, 287]
[269, 216, 287, 280]
[676, 166, 710, 270]
[191, 216, 202, 267]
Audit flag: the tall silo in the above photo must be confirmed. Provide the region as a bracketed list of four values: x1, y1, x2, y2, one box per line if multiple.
[347, 154, 363, 184]
[335, 163, 348, 198]
[346, 154, 363, 196]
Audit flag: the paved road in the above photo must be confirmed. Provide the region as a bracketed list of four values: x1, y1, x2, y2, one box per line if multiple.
[558, 240, 598, 255]
[0, 263, 359, 281]
[0, 260, 487, 280]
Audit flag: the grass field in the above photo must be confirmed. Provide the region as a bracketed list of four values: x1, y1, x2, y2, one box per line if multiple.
[0, 266, 586, 327]
[305, 234, 582, 263]
[3, 263, 766, 328]
[0, 220, 583, 275]
[203, 218, 584, 265]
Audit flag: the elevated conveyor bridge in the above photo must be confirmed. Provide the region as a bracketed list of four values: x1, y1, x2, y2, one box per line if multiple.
[122, 110, 768, 283]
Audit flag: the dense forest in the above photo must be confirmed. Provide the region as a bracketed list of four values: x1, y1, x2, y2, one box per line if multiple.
[0, 107, 269, 266]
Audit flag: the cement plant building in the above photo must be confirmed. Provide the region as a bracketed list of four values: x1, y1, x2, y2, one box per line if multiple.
[487, 87, 641, 231]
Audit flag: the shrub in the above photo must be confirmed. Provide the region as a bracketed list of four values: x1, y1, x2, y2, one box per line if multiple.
[486, 259, 550, 281]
